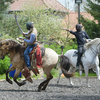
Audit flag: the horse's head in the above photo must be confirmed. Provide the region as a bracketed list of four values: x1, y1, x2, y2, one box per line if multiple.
[0, 39, 22, 60]
[0, 39, 11, 59]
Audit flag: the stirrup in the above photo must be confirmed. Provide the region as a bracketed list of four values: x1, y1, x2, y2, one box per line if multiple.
[28, 67, 33, 70]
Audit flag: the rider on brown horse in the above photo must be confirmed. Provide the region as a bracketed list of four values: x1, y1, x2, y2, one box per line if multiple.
[22, 22, 37, 70]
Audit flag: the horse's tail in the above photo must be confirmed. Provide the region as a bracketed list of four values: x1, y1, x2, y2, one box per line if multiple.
[59, 55, 74, 78]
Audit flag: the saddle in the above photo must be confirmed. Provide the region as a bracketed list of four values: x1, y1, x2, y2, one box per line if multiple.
[73, 50, 85, 57]
[73, 50, 78, 56]
[29, 45, 45, 68]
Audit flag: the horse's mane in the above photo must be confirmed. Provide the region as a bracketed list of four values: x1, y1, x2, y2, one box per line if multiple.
[5, 39, 23, 53]
[84, 38, 100, 49]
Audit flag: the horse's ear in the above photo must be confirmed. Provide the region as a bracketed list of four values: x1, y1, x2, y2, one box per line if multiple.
[6, 42, 11, 50]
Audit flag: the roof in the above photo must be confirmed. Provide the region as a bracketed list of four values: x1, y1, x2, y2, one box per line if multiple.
[8, 0, 69, 12]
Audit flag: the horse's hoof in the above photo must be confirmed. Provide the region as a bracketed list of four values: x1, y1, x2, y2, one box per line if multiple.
[70, 83, 74, 86]
[7, 79, 13, 84]
[88, 84, 91, 88]
[9, 81, 13, 84]
[41, 88, 46, 90]
[19, 81, 26, 86]
[38, 89, 41, 92]
[21, 81, 26, 85]
[41, 89, 46, 92]
[57, 81, 59, 85]
[98, 76, 100, 80]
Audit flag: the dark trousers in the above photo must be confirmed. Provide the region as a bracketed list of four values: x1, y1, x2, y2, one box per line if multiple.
[76, 45, 84, 67]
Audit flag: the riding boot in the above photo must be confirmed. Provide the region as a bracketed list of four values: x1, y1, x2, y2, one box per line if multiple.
[76, 61, 79, 70]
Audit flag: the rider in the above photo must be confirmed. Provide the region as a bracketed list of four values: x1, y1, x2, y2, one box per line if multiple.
[22, 22, 37, 70]
[66, 24, 90, 70]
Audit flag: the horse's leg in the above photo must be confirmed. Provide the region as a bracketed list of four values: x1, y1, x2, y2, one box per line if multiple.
[38, 74, 53, 91]
[57, 69, 62, 84]
[84, 67, 91, 87]
[68, 66, 75, 86]
[13, 68, 26, 86]
[69, 78, 74, 86]
[38, 68, 53, 91]
[6, 66, 15, 84]
[41, 74, 53, 90]
[95, 65, 100, 80]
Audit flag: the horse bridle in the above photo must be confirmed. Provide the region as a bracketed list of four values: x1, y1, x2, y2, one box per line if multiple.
[0, 49, 7, 60]
[91, 43, 100, 56]
[0, 49, 3, 56]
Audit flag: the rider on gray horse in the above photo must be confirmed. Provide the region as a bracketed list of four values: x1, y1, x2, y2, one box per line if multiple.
[65, 24, 90, 70]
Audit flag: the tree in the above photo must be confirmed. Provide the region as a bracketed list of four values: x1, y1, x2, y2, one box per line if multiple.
[0, 0, 14, 20]
[80, 0, 100, 39]
[0, 0, 15, 38]
[1, 1, 63, 44]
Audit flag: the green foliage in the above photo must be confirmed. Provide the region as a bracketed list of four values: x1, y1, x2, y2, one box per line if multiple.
[0, 0, 15, 20]
[80, 16, 99, 39]
[1, 15, 22, 39]
[50, 68, 59, 77]
[0, 74, 6, 80]
[1, 1, 62, 41]
[80, 0, 100, 39]
[44, 40, 77, 55]
[75, 71, 96, 77]
[0, 56, 10, 74]
[0, 31, 14, 39]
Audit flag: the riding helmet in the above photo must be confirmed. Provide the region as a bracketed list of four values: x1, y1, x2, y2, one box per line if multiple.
[26, 22, 34, 30]
[76, 24, 82, 32]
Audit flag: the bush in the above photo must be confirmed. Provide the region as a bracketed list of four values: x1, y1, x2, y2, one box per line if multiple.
[44, 42, 77, 55]
[0, 56, 10, 74]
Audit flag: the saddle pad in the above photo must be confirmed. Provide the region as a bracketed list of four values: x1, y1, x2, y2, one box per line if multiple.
[29, 45, 45, 68]
[36, 45, 42, 68]
[36, 46, 45, 68]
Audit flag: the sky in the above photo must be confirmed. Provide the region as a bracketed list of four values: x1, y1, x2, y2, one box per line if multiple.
[57, 0, 86, 12]
[57, 0, 76, 11]
[57, 0, 66, 7]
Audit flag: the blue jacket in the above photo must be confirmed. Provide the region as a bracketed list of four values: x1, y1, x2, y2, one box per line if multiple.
[24, 33, 36, 44]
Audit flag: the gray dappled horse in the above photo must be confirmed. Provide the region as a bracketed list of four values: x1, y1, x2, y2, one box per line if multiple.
[57, 38, 100, 87]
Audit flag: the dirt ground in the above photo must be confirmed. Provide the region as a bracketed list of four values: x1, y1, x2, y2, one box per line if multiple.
[0, 77, 100, 100]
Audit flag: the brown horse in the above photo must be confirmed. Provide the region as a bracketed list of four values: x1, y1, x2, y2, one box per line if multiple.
[0, 39, 74, 91]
